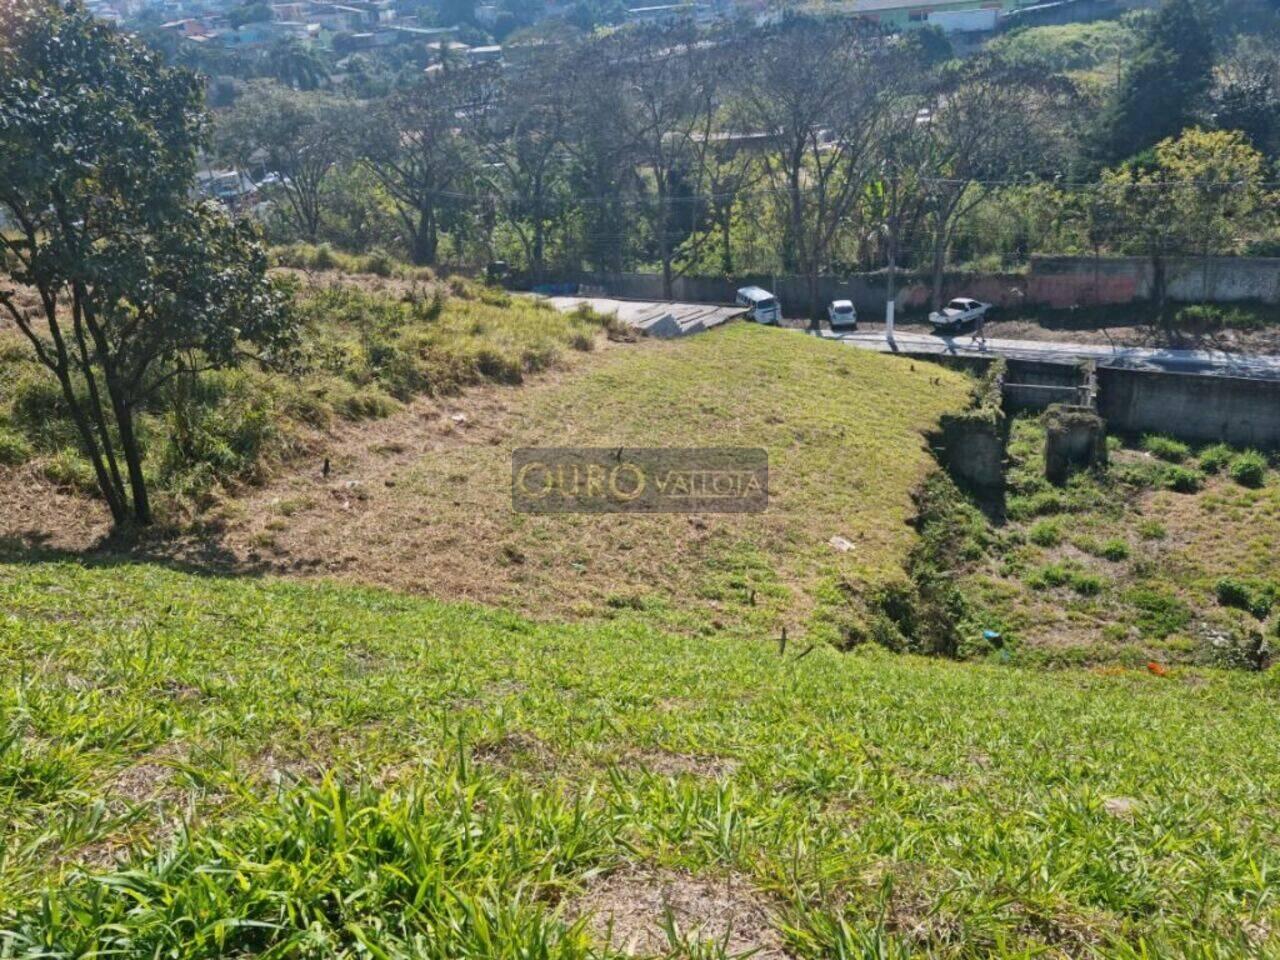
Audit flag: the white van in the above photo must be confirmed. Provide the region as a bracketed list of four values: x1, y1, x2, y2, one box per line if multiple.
[735, 286, 781, 325]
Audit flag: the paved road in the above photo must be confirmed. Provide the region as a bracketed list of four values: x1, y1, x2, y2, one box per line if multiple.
[817, 329, 1280, 382]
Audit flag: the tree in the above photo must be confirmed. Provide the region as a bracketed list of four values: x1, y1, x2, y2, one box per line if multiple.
[476, 44, 578, 281]
[1093, 0, 1213, 164]
[361, 65, 494, 266]
[564, 46, 637, 275]
[1100, 127, 1269, 331]
[0, 0, 294, 527]
[917, 60, 1046, 310]
[609, 22, 719, 299]
[263, 36, 330, 91]
[219, 82, 355, 242]
[732, 16, 897, 320]
[1212, 36, 1280, 154]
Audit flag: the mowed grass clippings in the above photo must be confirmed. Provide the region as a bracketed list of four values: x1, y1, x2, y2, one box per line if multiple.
[2, 562, 1279, 956]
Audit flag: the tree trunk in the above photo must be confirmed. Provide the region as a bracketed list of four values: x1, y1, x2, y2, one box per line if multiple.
[807, 267, 821, 326]
[532, 217, 545, 284]
[930, 225, 947, 313]
[719, 203, 733, 277]
[116, 404, 151, 526]
[1153, 253, 1169, 341]
[98, 363, 151, 526]
[886, 217, 898, 326]
[657, 187, 673, 300]
[54, 368, 129, 525]
[412, 207, 437, 266]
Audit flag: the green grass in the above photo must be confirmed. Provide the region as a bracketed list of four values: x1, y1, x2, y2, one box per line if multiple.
[270, 322, 972, 643]
[957, 416, 1279, 667]
[0, 281, 612, 519]
[987, 19, 1140, 78]
[1, 560, 1279, 956]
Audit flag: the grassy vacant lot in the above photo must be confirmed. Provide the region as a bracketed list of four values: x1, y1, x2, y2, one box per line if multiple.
[2, 283, 972, 645]
[1, 560, 1278, 957]
[201, 322, 971, 644]
[955, 416, 1280, 667]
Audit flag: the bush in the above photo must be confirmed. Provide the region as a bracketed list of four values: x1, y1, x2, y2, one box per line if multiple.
[1137, 519, 1166, 540]
[1160, 465, 1202, 493]
[1228, 450, 1267, 488]
[1215, 577, 1275, 620]
[1125, 587, 1191, 639]
[1099, 538, 1130, 562]
[0, 427, 32, 466]
[1142, 434, 1191, 463]
[41, 448, 98, 494]
[1028, 518, 1064, 547]
[1198, 443, 1234, 474]
[1070, 572, 1104, 596]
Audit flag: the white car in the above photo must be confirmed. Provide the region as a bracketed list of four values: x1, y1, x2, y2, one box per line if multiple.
[929, 297, 991, 334]
[827, 299, 857, 329]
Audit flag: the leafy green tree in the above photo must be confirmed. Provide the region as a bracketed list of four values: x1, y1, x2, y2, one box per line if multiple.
[0, 0, 294, 526]
[228, 1, 271, 28]
[475, 44, 578, 281]
[1100, 127, 1269, 330]
[219, 82, 355, 241]
[730, 16, 898, 320]
[1093, 0, 1213, 163]
[263, 36, 330, 91]
[360, 65, 494, 265]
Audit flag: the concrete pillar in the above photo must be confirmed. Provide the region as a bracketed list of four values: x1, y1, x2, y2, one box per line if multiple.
[1044, 405, 1107, 485]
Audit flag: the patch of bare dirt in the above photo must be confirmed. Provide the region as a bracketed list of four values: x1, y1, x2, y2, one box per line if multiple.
[569, 866, 789, 958]
[107, 743, 186, 805]
[628, 749, 740, 779]
[472, 731, 558, 775]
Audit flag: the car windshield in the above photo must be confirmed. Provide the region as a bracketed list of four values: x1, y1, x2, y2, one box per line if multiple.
[834, 305, 853, 313]
[758, 298, 777, 309]
[948, 300, 969, 310]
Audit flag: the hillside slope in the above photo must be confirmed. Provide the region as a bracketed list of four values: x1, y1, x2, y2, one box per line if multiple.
[1, 322, 969, 643]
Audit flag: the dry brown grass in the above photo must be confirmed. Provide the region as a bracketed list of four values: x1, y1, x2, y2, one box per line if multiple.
[569, 866, 789, 958]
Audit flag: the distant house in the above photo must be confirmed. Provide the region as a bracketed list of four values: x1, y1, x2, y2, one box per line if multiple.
[625, 2, 698, 23]
[391, 24, 459, 41]
[468, 44, 503, 64]
[159, 17, 211, 37]
[834, 0, 1008, 30]
[475, 3, 499, 24]
[270, 2, 306, 19]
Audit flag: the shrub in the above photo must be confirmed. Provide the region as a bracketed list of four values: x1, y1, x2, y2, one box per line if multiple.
[1215, 577, 1275, 619]
[0, 427, 32, 466]
[1228, 450, 1267, 488]
[1070, 572, 1104, 596]
[1198, 443, 1234, 474]
[1099, 538, 1130, 561]
[41, 448, 98, 494]
[1142, 434, 1191, 463]
[1137, 519, 1166, 540]
[1125, 587, 1191, 639]
[1160, 465, 1202, 493]
[1028, 518, 1063, 547]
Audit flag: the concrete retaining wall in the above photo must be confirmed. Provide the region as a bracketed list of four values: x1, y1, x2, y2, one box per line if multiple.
[1097, 368, 1280, 449]
[1028, 256, 1280, 308]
